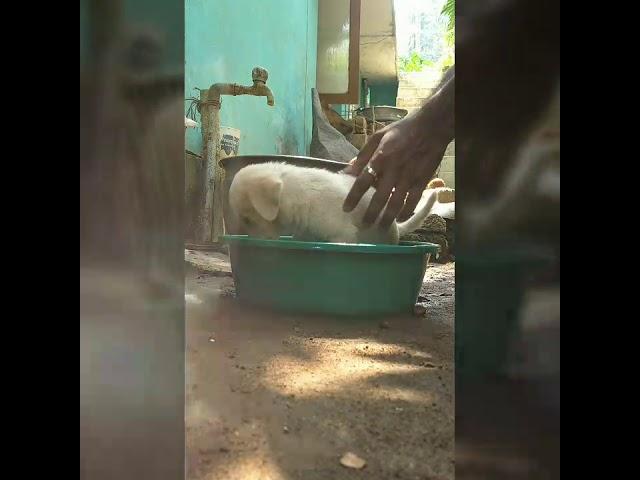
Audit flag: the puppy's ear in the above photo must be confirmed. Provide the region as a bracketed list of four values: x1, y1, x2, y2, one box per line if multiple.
[249, 174, 283, 221]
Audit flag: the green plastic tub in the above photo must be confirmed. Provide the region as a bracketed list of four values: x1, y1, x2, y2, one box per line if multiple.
[222, 235, 440, 317]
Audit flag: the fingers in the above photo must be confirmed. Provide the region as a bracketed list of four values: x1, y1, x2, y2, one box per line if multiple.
[378, 176, 413, 229]
[341, 156, 357, 174]
[344, 165, 377, 213]
[342, 132, 382, 177]
[343, 136, 389, 212]
[362, 166, 397, 225]
[397, 184, 426, 222]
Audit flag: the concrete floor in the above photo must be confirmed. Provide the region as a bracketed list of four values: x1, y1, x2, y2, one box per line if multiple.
[185, 253, 454, 480]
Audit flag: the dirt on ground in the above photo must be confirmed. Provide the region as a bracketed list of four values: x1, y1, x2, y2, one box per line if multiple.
[185, 253, 454, 480]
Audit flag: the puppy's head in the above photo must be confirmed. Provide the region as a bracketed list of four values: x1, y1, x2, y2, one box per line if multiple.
[228, 165, 283, 239]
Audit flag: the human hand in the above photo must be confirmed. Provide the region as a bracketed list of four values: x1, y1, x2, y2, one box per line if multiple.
[342, 109, 452, 229]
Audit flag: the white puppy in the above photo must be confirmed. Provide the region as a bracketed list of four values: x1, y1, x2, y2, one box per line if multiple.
[228, 162, 438, 244]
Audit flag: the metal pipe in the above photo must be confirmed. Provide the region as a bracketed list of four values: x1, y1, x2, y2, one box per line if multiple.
[196, 67, 274, 244]
[208, 67, 275, 108]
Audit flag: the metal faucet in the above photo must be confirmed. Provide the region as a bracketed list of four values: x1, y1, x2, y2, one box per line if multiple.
[195, 66, 275, 245]
[207, 67, 275, 107]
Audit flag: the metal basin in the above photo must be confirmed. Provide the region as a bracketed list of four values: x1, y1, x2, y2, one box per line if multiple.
[355, 106, 408, 123]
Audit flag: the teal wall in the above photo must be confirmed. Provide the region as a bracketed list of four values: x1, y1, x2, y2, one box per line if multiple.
[369, 82, 398, 107]
[186, 0, 318, 156]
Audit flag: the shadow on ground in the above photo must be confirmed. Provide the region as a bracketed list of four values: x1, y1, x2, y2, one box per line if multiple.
[185, 264, 455, 480]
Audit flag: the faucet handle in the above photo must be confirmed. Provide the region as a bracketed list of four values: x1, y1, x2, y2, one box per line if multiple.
[252, 66, 269, 84]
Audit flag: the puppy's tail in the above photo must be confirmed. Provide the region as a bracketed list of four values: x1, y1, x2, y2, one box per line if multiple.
[397, 189, 438, 236]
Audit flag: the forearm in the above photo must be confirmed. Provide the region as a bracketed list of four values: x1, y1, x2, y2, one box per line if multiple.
[413, 66, 455, 144]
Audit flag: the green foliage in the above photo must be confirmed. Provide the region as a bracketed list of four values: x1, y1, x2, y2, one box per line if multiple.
[440, 48, 454, 72]
[398, 52, 434, 73]
[398, 1, 455, 75]
[440, 0, 455, 73]
[441, 0, 455, 37]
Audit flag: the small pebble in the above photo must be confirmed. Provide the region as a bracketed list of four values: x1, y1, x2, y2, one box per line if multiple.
[379, 321, 390, 329]
[340, 452, 367, 469]
[283, 426, 290, 434]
